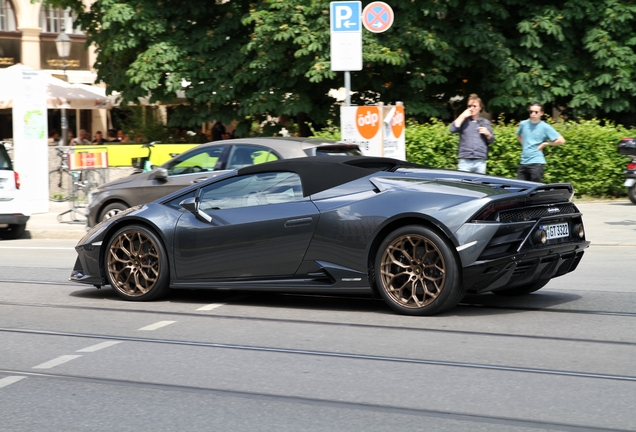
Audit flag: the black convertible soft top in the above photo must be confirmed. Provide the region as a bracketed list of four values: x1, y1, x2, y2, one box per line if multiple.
[237, 156, 421, 197]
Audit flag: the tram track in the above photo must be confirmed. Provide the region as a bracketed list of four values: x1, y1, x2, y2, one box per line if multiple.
[1, 326, 636, 384]
[2, 298, 636, 348]
[0, 368, 627, 432]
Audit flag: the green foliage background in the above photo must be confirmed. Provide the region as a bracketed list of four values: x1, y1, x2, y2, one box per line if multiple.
[314, 119, 635, 198]
[47, 0, 636, 132]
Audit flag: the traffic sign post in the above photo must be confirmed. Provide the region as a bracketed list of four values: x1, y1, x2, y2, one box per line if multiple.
[330, 1, 362, 72]
[362, 2, 394, 33]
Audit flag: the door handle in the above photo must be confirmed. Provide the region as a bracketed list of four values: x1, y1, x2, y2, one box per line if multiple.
[284, 217, 313, 227]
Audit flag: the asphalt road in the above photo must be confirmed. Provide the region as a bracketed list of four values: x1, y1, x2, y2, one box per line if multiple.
[1, 221, 635, 431]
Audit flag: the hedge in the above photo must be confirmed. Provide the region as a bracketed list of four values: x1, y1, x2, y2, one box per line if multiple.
[314, 118, 636, 198]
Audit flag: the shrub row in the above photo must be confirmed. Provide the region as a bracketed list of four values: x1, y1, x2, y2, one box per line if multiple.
[314, 118, 636, 198]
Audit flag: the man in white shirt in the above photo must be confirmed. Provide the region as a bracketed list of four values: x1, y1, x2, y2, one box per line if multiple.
[72, 129, 91, 145]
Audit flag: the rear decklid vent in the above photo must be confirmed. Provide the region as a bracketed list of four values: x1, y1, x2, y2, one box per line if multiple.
[498, 203, 578, 222]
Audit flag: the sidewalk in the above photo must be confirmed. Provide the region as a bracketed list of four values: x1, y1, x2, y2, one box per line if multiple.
[22, 199, 636, 245]
[25, 201, 89, 240]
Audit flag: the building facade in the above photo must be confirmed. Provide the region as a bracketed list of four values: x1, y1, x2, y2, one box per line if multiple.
[0, 0, 107, 141]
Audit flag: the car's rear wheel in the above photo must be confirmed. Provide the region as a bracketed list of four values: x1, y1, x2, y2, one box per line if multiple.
[99, 202, 129, 223]
[374, 225, 462, 316]
[491, 279, 550, 296]
[105, 225, 169, 301]
[0, 223, 26, 239]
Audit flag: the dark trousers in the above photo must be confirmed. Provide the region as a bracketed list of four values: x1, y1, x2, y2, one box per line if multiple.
[517, 164, 544, 183]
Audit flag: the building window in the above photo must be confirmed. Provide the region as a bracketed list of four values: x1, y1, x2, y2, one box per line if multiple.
[39, 6, 82, 34]
[0, 0, 16, 31]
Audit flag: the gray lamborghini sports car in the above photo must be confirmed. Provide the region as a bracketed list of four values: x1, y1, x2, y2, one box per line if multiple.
[70, 156, 590, 316]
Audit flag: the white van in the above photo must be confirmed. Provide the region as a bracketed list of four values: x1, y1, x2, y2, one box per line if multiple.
[0, 142, 30, 239]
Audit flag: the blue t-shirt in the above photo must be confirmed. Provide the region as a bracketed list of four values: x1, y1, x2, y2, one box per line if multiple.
[516, 120, 561, 164]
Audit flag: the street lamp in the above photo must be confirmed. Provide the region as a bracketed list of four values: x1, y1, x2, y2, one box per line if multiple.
[55, 30, 72, 146]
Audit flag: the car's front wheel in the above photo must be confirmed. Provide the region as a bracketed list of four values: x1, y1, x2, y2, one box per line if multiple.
[105, 225, 169, 301]
[98, 202, 129, 223]
[374, 225, 462, 316]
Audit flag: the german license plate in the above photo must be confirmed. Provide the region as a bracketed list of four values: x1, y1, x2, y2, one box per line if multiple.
[544, 223, 569, 240]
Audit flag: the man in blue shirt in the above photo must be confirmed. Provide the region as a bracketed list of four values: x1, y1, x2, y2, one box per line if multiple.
[516, 102, 565, 182]
[449, 93, 494, 174]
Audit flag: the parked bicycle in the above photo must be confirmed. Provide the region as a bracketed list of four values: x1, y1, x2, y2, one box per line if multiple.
[49, 148, 105, 202]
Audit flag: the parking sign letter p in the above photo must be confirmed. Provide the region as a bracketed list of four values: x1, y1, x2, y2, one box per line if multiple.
[335, 6, 352, 28]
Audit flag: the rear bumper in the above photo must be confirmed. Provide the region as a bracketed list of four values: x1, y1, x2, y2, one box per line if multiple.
[463, 240, 589, 294]
[0, 214, 29, 225]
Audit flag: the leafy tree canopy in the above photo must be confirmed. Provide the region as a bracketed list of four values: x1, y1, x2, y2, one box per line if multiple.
[48, 0, 636, 134]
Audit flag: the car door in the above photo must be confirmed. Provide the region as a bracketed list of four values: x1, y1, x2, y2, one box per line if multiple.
[173, 171, 318, 280]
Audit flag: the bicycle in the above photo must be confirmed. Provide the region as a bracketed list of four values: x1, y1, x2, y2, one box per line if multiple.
[48, 148, 72, 202]
[49, 148, 105, 203]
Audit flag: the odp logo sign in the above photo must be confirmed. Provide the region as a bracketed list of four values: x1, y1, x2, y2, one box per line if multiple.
[356, 106, 380, 139]
[391, 105, 405, 138]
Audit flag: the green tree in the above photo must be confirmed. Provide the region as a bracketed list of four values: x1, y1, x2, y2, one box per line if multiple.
[49, 0, 636, 134]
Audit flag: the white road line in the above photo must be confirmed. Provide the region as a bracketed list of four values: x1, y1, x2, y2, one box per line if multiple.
[76, 341, 122, 352]
[138, 321, 177, 331]
[0, 376, 26, 388]
[33, 355, 82, 369]
[197, 303, 226, 311]
[0, 246, 74, 250]
[196, 295, 246, 311]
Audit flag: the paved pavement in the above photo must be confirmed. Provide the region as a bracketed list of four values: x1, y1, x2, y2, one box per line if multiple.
[17, 199, 636, 245]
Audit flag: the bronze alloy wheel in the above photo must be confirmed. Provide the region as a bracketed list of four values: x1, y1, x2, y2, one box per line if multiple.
[106, 225, 169, 300]
[375, 226, 461, 315]
[380, 233, 447, 309]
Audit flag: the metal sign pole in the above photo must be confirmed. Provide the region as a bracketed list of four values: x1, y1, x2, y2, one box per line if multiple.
[345, 71, 351, 107]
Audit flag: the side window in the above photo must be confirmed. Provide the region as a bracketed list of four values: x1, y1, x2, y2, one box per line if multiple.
[198, 172, 302, 211]
[226, 145, 280, 170]
[166, 145, 226, 176]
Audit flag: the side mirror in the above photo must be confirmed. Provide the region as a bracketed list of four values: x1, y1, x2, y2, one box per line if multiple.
[148, 166, 168, 181]
[179, 197, 212, 223]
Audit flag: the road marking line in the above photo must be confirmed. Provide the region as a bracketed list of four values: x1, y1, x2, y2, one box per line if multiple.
[196, 295, 246, 311]
[76, 341, 122, 352]
[0, 376, 26, 388]
[138, 321, 176, 331]
[197, 303, 226, 311]
[32, 355, 82, 369]
[0, 246, 74, 250]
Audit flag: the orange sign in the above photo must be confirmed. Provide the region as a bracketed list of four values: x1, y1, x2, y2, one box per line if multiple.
[68, 151, 109, 170]
[356, 106, 381, 139]
[391, 105, 405, 138]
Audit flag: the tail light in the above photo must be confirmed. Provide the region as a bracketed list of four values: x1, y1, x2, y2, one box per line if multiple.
[14, 172, 20, 189]
[628, 163, 636, 171]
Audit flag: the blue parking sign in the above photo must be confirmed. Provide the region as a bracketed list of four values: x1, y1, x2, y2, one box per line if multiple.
[330, 1, 361, 32]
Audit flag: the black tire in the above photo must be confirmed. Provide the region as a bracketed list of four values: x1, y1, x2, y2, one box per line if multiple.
[492, 279, 550, 297]
[374, 225, 462, 316]
[48, 169, 70, 202]
[0, 223, 26, 240]
[105, 225, 170, 301]
[98, 202, 129, 223]
[628, 185, 636, 205]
